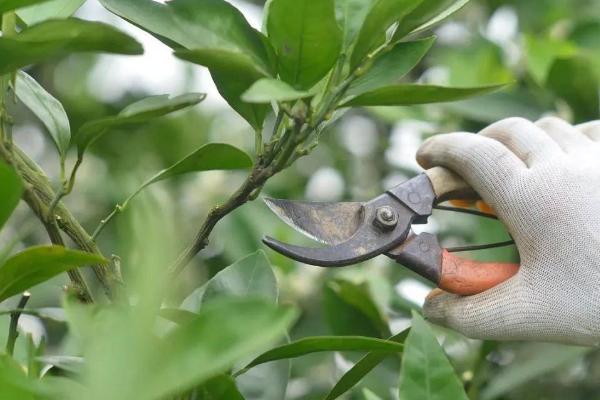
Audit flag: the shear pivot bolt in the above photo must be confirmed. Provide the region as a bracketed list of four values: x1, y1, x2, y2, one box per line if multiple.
[374, 206, 398, 231]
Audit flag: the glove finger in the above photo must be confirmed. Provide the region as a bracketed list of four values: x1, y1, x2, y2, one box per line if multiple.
[417, 132, 526, 207]
[423, 278, 527, 341]
[536, 117, 593, 152]
[576, 120, 600, 141]
[478, 117, 563, 167]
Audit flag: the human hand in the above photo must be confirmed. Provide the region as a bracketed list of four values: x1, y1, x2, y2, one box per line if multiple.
[418, 117, 600, 345]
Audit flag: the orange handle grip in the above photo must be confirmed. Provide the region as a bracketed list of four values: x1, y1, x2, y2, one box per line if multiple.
[438, 250, 519, 295]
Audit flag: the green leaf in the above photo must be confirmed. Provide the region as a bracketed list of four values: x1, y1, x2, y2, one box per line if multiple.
[99, 0, 275, 128]
[0, 246, 107, 303]
[76, 93, 205, 155]
[175, 49, 268, 129]
[153, 298, 296, 399]
[0, 18, 143, 74]
[0, 354, 43, 399]
[480, 344, 590, 400]
[393, 0, 470, 40]
[182, 250, 277, 312]
[181, 251, 285, 400]
[335, 0, 376, 49]
[347, 36, 435, 96]
[0, 0, 49, 14]
[242, 78, 312, 103]
[341, 83, 507, 107]
[547, 56, 599, 123]
[398, 311, 468, 400]
[198, 375, 245, 400]
[266, 0, 342, 89]
[350, 0, 423, 69]
[15, 71, 70, 159]
[324, 329, 409, 400]
[524, 35, 577, 84]
[132, 143, 252, 198]
[323, 279, 390, 337]
[242, 336, 404, 371]
[99, 0, 275, 73]
[16, 0, 85, 25]
[0, 162, 22, 231]
[362, 388, 383, 400]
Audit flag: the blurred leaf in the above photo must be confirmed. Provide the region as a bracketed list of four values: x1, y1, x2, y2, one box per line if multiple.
[26, 335, 45, 379]
[182, 250, 277, 312]
[393, 0, 470, 39]
[17, 0, 85, 25]
[242, 78, 312, 103]
[444, 91, 547, 123]
[480, 344, 590, 400]
[99, 0, 274, 73]
[323, 279, 390, 337]
[243, 336, 404, 371]
[0, 246, 107, 302]
[341, 83, 507, 106]
[176, 49, 268, 130]
[350, 0, 423, 69]
[362, 388, 383, 400]
[0, 0, 48, 14]
[0, 354, 42, 399]
[570, 20, 600, 50]
[547, 56, 599, 122]
[126, 143, 252, 205]
[267, 0, 342, 89]
[398, 311, 468, 400]
[198, 374, 245, 400]
[158, 308, 198, 325]
[325, 329, 409, 400]
[76, 93, 205, 155]
[15, 71, 70, 159]
[153, 298, 296, 399]
[37, 355, 84, 375]
[180, 250, 287, 400]
[347, 36, 435, 96]
[335, 0, 375, 48]
[0, 161, 22, 231]
[524, 35, 577, 84]
[435, 39, 512, 86]
[0, 18, 143, 74]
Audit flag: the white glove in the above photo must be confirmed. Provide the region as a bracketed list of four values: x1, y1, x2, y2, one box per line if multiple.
[418, 117, 600, 346]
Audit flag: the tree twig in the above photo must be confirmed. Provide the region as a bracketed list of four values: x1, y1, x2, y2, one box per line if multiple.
[0, 145, 117, 297]
[6, 292, 30, 356]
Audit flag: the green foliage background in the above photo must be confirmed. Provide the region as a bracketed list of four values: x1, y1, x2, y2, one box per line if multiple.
[0, 0, 599, 399]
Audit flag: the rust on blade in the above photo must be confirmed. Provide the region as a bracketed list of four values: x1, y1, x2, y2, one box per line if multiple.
[263, 198, 363, 245]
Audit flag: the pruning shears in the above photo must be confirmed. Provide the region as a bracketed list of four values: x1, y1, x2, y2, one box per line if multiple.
[262, 167, 518, 295]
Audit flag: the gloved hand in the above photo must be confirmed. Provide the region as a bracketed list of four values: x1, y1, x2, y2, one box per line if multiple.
[418, 117, 600, 346]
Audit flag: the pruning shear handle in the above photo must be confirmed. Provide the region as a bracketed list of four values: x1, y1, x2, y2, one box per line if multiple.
[393, 167, 519, 295]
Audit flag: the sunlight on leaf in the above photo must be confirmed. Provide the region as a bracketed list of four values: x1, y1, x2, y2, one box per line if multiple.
[242, 78, 312, 103]
[17, 0, 86, 25]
